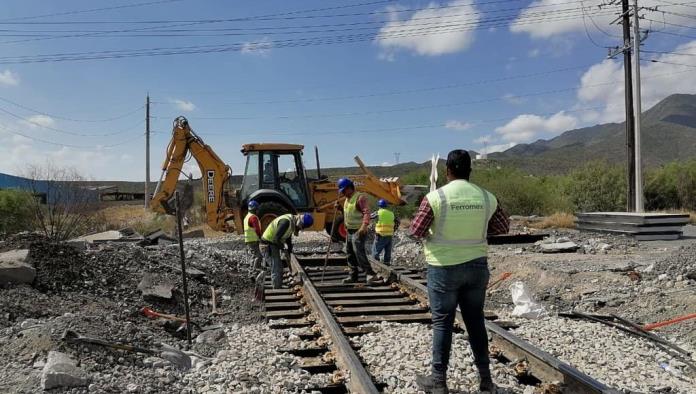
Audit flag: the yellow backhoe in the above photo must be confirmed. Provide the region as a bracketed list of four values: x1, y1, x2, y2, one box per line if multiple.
[150, 116, 404, 239]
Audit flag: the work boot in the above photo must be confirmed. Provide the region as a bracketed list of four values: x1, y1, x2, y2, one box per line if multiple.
[342, 274, 359, 284]
[366, 274, 382, 285]
[415, 374, 449, 394]
[479, 377, 496, 393]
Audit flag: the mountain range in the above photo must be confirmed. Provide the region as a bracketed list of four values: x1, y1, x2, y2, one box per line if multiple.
[489, 93, 696, 174]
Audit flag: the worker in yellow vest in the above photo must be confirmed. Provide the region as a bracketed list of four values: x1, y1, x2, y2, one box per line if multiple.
[244, 200, 263, 270]
[372, 199, 395, 265]
[409, 150, 509, 394]
[336, 178, 381, 285]
[261, 213, 314, 289]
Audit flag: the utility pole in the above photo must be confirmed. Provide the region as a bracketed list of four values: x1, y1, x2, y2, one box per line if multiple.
[620, 0, 636, 212]
[145, 94, 151, 209]
[632, 0, 644, 212]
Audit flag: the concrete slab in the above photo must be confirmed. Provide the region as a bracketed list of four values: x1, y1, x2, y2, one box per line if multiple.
[137, 273, 174, 300]
[0, 249, 35, 286]
[41, 351, 89, 390]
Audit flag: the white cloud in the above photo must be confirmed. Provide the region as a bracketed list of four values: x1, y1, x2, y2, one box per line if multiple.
[171, 99, 196, 112]
[502, 93, 525, 105]
[444, 120, 472, 130]
[11, 134, 32, 145]
[381, 161, 391, 166]
[576, 40, 696, 123]
[495, 111, 578, 143]
[0, 70, 19, 86]
[511, 0, 695, 39]
[21, 114, 55, 129]
[528, 48, 540, 58]
[375, 0, 479, 57]
[241, 37, 273, 56]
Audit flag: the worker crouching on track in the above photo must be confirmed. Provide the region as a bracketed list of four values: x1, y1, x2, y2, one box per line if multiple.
[409, 150, 509, 394]
[372, 199, 395, 265]
[261, 213, 314, 289]
[244, 200, 263, 270]
[336, 178, 382, 285]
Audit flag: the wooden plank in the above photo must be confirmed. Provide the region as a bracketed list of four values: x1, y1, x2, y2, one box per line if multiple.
[343, 326, 380, 336]
[265, 295, 299, 302]
[264, 301, 302, 310]
[326, 298, 415, 307]
[265, 309, 306, 319]
[333, 305, 428, 315]
[322, 291, 403, 299]
[337, 313, 432, 326]
[265, 288, 295, 295]
[316, 286, 395, 293]
[278, 347, 327, 357]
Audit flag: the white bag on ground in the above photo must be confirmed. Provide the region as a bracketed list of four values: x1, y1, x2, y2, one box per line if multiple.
[510, 281, 547, 319]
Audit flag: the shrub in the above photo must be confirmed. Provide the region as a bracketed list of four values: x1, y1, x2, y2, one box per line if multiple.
[0, 189, 34, 234]
[566, 161, 626, 212]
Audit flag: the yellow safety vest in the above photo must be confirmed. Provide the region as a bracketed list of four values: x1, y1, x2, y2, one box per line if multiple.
[244, 213, 259, 243]
[262, 214, 295, 244]
[375, 208, 395, 236]
[343, 192, 364, 230]
[424, 180, 497, 266]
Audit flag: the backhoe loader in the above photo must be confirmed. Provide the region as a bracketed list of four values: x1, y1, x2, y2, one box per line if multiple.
[150, 116, 404, 239]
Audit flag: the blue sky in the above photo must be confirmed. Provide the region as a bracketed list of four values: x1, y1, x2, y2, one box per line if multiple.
[1, 0, 695, 180]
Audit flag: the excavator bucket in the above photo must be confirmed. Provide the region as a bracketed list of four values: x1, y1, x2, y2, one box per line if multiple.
[162, 183, 194, 215]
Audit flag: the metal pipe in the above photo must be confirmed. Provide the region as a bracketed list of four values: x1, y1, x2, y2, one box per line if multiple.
[175, 191, 193, 345]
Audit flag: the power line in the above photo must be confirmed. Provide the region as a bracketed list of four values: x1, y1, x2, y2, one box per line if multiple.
[649, 58, 696, 67]
[0, 0, 529, 25]
[0, 122, 144, 148]
[0, 105, 145, 136]
[0, 10, 618, 64]
[0, 97, 144, 122]
[152, 67, 694, 122]
[0, 0, 186, 22]
[644, 48, 696, 56]
[153, 64, 593, 105]
[0, 3, 610, 44]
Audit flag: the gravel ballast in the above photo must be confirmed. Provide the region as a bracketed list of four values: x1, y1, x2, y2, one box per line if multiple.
[511, 316, 696, 393]
[354, 322, 526, 393]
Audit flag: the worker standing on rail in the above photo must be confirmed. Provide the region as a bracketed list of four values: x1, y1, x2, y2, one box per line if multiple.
[336, 178, 382, 285]
[261, 213, 314, 289]
[244, 200, 263, 270]
[409, 150, 509, 394]
[372, 199, 395, 265]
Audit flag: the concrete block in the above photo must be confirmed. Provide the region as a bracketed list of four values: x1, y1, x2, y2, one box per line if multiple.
[41, 351, 90, 390]
[0, 249, 35, 286]
[137, 273, 174, 300]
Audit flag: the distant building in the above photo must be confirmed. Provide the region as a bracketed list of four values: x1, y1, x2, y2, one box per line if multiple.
[0, 172, 99, 204]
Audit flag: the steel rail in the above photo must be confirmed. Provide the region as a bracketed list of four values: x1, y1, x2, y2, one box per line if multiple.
[289, 254, 380, 394]
[368, 258, 620, 394]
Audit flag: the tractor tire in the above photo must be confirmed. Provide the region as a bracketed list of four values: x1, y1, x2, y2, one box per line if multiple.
[257, 201, 291, 232]
[326, 216, 347, 242]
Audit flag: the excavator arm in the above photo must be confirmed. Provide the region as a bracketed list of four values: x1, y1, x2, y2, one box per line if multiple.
[150, 117, 236, 232]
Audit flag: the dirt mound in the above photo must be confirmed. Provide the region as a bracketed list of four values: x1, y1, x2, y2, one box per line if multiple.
[29, 242, 87, 293]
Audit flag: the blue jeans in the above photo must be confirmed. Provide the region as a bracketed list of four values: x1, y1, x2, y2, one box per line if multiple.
[372, 235, 392, 264]
[427, 258, 490, 381]
[346, 231, 376, 278]
[264, 244, 284, 289]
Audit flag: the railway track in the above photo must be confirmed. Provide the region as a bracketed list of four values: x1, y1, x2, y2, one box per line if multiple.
[263, 252, 619, 393]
